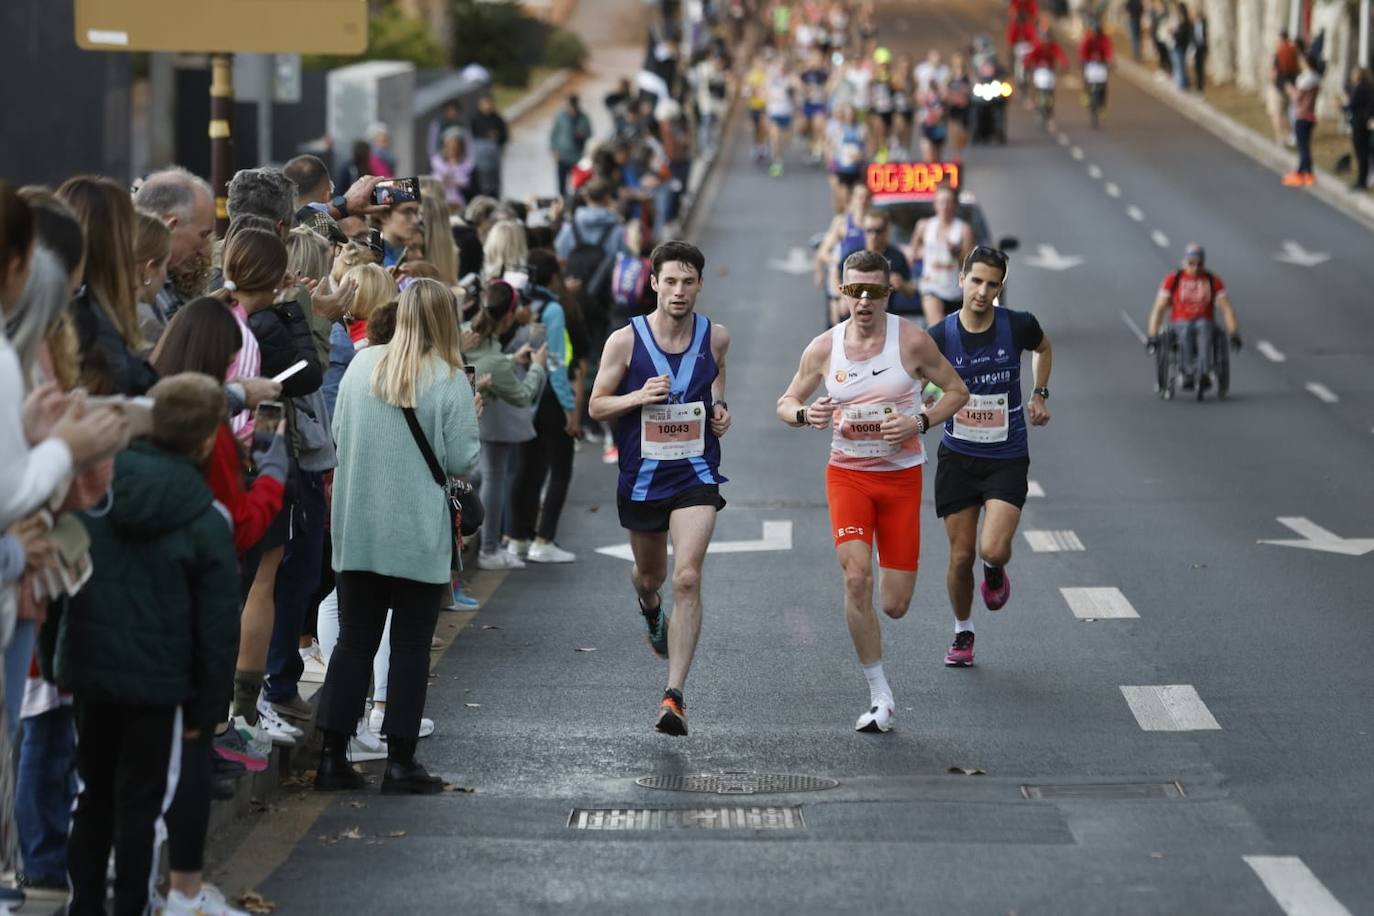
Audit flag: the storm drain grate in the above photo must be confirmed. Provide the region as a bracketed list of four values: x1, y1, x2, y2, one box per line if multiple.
[636, 772, 839, 795]
[569, 806, 805, 830]
[1021, 782, 1186, 801]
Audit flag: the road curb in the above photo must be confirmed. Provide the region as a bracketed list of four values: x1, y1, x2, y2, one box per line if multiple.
[502, 67, 577, 125]
[1115, 57, 1374, 234]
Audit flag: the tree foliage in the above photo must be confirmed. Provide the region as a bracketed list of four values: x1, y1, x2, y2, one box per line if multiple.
[450, 0, 552, 87]
[304, 3, 448, 70]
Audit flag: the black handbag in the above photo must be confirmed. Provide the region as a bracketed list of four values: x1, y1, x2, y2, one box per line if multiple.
[401, 407, 484, 570]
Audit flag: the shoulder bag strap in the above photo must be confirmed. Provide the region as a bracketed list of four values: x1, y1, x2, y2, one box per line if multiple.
[401, 406, 446, 487]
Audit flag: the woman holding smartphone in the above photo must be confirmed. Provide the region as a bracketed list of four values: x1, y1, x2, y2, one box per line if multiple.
[316, 278, 479, 795]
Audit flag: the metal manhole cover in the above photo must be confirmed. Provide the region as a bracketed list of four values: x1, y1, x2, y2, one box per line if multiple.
[636, 772, 839, 795]
[569, 806, 805, 830]
[1021, 782, 1186, 801]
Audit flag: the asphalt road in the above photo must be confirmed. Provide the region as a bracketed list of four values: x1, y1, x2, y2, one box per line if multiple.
[254, 2, 1374, 912]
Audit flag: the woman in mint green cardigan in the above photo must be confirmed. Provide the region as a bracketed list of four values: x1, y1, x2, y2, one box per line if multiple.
[315, 278, 479, 796]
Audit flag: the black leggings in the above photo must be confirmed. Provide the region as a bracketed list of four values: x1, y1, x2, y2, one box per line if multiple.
[164, 733, 212, 873]
[511, 388, 575, 543]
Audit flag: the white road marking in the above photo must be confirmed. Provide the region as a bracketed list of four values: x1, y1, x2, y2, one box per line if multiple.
[1244, 856, 1353, 916]
[1120, 685, 1221, 731]
[1127, 205, 1145, 221]
[1105, 182, 1121, 197]
[1151, 230, 1171, 248]
[1305, 382, 1338, 403]
[1258, 517, 1374, 557]
[1061, 587, 1139, 619]
[596, 521, 792, 561]
[1071, 146, 1085, 160]
[1026, 480, 1045, 498]
[1087, 163, 1103, 179]
[1119, 311, 1148, 344]
[1023, 530, 1085, 552]
[768, 247, 812, 275]
[1256, 340, 1286, 363]
[1024, 245, 1084, 271]
[1273, 240, 1331, 267]
[1057, 132, 1070, 146]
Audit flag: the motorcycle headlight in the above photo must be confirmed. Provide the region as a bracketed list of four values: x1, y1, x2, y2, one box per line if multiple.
[1000, 81, 1014, 97]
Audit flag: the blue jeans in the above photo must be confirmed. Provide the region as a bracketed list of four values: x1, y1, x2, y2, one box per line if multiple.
[264, 470, 326, 703]
[1295, 119, 1315, 174]
[1171, 319, 1213, 377]
[15, 705, 76, 884]
[5, 618, 36, 738]
[1172, 49, 1191, 89]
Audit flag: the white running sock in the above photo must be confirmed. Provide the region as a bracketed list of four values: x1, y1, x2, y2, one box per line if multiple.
[955, 617, 975, 634]
[862, 661, 891, 703]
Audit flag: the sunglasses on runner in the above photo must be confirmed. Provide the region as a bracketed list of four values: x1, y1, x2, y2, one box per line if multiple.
[840, 282, 891, 299]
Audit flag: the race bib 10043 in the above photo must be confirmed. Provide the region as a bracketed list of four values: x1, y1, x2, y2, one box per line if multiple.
[641, 402, 707, 460]
[952, 393, 1009, 443]
[836, 403, 898, 457]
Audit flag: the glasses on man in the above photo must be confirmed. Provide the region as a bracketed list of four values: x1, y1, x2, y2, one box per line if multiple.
[841, 282, 891, 299]
[862, 226, 886, 235]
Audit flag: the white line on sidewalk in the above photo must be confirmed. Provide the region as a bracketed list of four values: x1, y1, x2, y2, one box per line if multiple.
[1127, 205, 1145, 221]
[1120, 685, 1221, 731]
[1120, 311, 1148, 344]
[1026, 480, 1045, 498]
[1071, 145, 1085, 160]
[1306, 382, 1339, 404]
[1105, 182, 1121, 197]
[1087, 164, 1102, 179]
[1243, 856, 1353, 916]
[1024, 530, 1085, 552]
[1061, 587, 1139, 619]
[1151, 230, 1170, 248]
[1057, 132, 1070, 146]
[1256, 340, 1286, 363]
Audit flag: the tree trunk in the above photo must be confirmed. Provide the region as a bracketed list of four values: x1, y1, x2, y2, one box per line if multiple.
[1204, 0, 1236, 83]
[1235, 0, 1265, 90]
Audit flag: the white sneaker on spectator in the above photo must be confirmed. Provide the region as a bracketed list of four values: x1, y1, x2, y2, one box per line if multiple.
[255, 697, 304, 742]
[368, 707, 435, 739]
[164, 882, 247, 916]
[298, 640, 327, 683]
[349, 717, 388, 763]
[507, 538, 530, 560]
[478, 550, 525, 570]
[231, 715, 274, 759]
[527, 541, 576, 564]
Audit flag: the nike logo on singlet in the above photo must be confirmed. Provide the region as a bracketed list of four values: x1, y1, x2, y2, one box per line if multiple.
[871, 367, 891, 375]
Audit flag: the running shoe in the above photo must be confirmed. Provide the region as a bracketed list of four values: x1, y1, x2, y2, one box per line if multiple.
[369, 707, 436, 739]
[980, 570, 1012, 611]
[640, 592, 669, 659]
[854, 695, 895, 733]
[527, 541, 576, 563]
[255, 697, 304, 743]
[506, 539, 530, 560]
[477, 550, 525, 571]
[769, 161, 784, 177]
[213, 726, 268, 773]
[1281, 171, 1306, 187]
[232, 715, 273, 759]
[299, 639, 327, 683]
[602, 443, 620, 464]
[163, 882, 248, 916]
[655, 690, 687, 736]
[944, 631, 976, 667]
[447, 584, 480, 610]
[348, 720, 388, 763]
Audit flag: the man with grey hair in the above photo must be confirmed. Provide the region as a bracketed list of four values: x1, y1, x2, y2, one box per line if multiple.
[226, 167, 297, 236]
[133, 166, 216, 334]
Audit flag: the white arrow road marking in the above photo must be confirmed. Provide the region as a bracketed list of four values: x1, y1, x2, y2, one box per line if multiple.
[1244, 856, 1353, 916]
[1057, 132, 1070, 146]
[1258, 517, 1374, 556]
[1119, 311, 1148, 344]
[1256, 340, 1286, 363]
[1126, 205, 1145, 221]
[1087, 163, 1102, 179]
[1023, 530, 1084, 552]
[1070, 145, 1085, 160]
[1273, 240, 1331, 267]
[1026, 480, 1045, 498]
[768, 247, 812, 275]
[1120, 685, 1221, 731]
[1023, 244, 1084, 271]
[1105, 182, 1121, 197]
[596, 520, 793, 561]
[1151, 230, 1170, 248]
[1305, 382, 1339, 403]
[1061, 587, 1139, 619]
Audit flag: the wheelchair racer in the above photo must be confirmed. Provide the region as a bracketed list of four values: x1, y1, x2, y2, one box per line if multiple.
[1145, 244, 1242, 391]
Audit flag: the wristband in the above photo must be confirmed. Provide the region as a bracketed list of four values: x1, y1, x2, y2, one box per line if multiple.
[795, 407, 807, 427]
[916, 412, 930, 435]
[715, 400, 728, 412]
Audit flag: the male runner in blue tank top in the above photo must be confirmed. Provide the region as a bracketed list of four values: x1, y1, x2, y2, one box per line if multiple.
[588, 241, 731, 736]
[928, 247, 1053, 668]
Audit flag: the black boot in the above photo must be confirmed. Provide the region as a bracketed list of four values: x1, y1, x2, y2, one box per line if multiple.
[381, 736, 444, 795]
[314, 729, 365, 791]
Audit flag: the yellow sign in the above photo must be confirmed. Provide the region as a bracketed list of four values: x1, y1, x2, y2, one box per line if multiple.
[75, 0, 368, 54]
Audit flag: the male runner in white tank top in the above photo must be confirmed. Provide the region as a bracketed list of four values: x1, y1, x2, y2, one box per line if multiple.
[776, 250, 969, 733]
[910, 185, 975, 327]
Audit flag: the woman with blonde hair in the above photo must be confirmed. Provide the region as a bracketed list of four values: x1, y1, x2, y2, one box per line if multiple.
[132, 210, 172, 345]
[286, 226, 333, 285]
[57, 176, 155, 394]
[322, 262, 396, 416]
[480, 218, 528, 283]
[316, 278, 479, 795]
[419, 186, 460, 286]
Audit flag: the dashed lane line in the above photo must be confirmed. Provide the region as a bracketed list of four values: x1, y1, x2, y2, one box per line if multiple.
[1243, 856, 1353, 916]
[1061, 587, 1139, 619]
[1120, 685, 1222, 731]
[1151, 230, 1171, 248]
[1026, 480, 1045, 498]
[1087, 163, 1102, 179]
[1305, 382, 1339, 404]
[1105, 181, 1121, 197]
[1127, 205, 1145, 221]
[1023, 529, 1085, 552]
[1057, 132, 1070, 146]
[1256, 340, 1286, 363]
[1071, 145, 1085, 160]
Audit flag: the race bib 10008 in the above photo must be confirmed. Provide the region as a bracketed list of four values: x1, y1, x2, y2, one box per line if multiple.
[641, 402, 707, 461]
[952, 393, 1009, 443]
[836, 403, 898, 457]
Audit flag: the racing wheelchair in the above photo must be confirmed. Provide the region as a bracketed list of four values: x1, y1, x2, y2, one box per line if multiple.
[1153, 323, 1230, 401]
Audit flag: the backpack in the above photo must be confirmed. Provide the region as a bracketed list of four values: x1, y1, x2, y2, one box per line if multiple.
[566, 219, 616, 314]
[611, 252, 651, 317]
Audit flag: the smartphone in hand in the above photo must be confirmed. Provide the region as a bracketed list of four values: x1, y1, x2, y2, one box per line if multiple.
[371, 177, 421, 206]
[254, 400, 285, 430]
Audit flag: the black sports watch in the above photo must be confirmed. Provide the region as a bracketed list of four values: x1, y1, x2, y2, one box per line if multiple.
[795, 407, 807, 427]
[330, 193, 349, 217]
[1032, 387, 1050, 400]
[916, 412, 930, 434]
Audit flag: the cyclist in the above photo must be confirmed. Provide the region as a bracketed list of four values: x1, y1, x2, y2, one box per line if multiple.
[1025, 25, 1068, 124]
[1078, 19, 1115, 113]
[1146, 244, 1241, 392]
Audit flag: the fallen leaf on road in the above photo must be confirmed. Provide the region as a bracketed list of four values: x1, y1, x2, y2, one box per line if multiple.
[280, 770, 319, 789]
[237, 891, 277, 913]
[442, 783, 475, 793]
[576, 647, 596, 653]
[339, 827, 364, 840]
[588, 505, 599, 512]
[947, 766, 986, 776]
[465, 703, 481, 708]
[385, 830, 407, 838]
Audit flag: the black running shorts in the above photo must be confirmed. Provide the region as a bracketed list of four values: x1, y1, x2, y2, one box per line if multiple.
[618, 484, 726, 533]
[934, 443, 1030, 518]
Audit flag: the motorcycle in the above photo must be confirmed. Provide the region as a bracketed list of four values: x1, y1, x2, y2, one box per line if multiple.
[970, 58, 1011, 144]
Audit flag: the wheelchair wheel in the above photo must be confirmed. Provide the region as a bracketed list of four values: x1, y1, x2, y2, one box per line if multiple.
[1212, 330, 1231, 399]
[1154, 329, 1176, 399]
